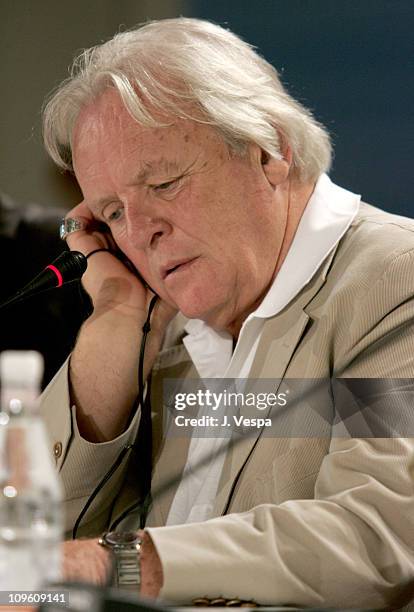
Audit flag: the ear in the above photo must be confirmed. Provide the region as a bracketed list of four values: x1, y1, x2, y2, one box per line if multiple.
[261, 145, 292, 187]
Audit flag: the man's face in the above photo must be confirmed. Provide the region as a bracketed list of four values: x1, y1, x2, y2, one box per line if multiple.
[72, 90, 290, 332]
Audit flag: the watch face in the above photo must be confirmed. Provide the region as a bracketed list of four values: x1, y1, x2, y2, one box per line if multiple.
[105, 531, 140, 547]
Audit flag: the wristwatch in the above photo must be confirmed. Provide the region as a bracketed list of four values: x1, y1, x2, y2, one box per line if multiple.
[99, 531, 142, 592]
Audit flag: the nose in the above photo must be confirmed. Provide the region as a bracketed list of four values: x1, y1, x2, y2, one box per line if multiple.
[125, 203, 172, 250]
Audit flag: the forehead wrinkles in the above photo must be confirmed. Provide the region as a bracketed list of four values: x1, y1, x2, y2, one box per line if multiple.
[73, 90, 232, 185]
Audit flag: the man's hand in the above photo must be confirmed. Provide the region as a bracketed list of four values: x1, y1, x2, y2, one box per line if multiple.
[63, 538, 112, 585]
[64, 200, 148, 315]
[63, 202, 176, 442]
[62, 532, 163, 598]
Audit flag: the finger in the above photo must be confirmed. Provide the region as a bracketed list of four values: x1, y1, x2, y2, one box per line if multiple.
[63, 203, 113, 254]
[69, 199, 93, 218]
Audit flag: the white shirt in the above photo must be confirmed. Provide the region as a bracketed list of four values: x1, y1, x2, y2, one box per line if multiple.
[166, 174, 360, 525]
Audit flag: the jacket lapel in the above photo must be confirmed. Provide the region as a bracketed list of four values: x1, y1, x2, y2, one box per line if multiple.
[212, 248, 338, 516]
[116, 247, 339, 527]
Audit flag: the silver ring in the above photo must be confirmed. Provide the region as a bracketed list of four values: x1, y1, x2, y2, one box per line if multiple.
[59, 217, 87, 241]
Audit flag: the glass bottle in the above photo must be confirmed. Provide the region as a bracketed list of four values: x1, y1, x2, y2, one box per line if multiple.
[0, 351, 63, 589]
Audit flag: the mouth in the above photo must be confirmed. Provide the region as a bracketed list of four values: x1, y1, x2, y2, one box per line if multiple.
[162, 257, 198, 280]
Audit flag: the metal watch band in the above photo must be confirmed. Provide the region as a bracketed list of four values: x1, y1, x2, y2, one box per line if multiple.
[116, 547, 141, 590]
[99, 532, 142, 593]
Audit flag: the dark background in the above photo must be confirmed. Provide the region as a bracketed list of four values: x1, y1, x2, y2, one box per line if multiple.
[187, 0, 414, 215]
[1, 0, 413, 214]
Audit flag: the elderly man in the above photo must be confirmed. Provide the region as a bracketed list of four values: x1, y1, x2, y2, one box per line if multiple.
[40, 17, 414, 609]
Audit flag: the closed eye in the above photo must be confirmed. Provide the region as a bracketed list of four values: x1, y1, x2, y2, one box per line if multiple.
[152, 177, 182, 193]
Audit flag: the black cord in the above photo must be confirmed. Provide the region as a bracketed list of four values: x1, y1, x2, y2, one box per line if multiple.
[109, 498, 142, 532]
[136, 295, 159, 529]
[72, 443, 133, 539]
[71, 293, 158, 538]
[109, 371, 154, 531]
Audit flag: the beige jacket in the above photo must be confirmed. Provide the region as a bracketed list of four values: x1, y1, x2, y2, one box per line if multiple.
[40, 203, 414, 609]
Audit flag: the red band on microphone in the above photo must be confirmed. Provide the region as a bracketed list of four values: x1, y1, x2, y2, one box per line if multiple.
[46, 264, 63, 288]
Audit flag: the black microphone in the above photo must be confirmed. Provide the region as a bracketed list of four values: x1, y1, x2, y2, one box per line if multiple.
[0, 250, 88, 311]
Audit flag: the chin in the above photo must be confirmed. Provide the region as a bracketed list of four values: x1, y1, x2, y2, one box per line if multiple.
[178, 303, 209, 321]
[169, 280, 231, 325]
[176, 296, 218, 323]
[179, 302, 232, 332]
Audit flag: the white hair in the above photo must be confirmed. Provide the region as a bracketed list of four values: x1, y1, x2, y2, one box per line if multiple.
[43, 17, 332, 181]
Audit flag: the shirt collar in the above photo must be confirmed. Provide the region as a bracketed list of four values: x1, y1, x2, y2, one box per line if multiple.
[252, 173, 360, 319]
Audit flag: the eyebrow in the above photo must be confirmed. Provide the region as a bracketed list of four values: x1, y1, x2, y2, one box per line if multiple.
[132, 158, 183, 184]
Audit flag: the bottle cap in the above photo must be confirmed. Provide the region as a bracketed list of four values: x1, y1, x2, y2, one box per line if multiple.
[0, 351, 44, 390]
[0, 351, 44, 413]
